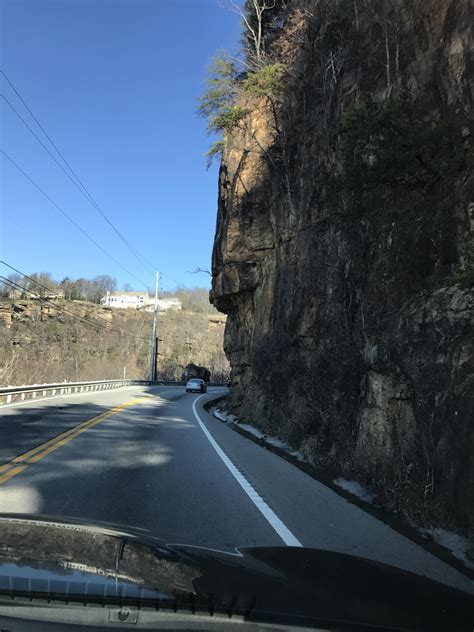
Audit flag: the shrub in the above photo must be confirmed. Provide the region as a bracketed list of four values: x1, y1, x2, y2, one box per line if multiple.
[327, 95, 469, 211]
[242, 63, 285, 99]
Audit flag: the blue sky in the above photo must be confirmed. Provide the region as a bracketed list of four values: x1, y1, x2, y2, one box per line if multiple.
[0, 0, 242, 292]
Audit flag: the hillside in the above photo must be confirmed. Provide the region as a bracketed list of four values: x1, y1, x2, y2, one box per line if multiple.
[210, 0, 473, 535]
[0, 298, 228, 386]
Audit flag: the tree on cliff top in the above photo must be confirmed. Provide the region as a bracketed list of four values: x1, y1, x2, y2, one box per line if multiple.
[220, 0, 281, 67]
[199, 1, 285, 166]
[198, 55, 249, 166]
[198, 56, 285, 166]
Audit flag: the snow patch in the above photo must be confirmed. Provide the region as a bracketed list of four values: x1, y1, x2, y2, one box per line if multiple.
[212, 409, 230, 423]
[419, 528, 474, 570]
[211, 411, 307, 462]
[289, 450, 307, 462]
[333, 478, 376, 503]
[266, 436, 290, 450]
[236, 423, 265, 439]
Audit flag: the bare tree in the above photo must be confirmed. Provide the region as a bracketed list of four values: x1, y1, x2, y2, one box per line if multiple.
[221, 0, 276, 66]
[324, 48, 345, 87]
[186, 267, 212, 277]
[365, 0, 403, 90]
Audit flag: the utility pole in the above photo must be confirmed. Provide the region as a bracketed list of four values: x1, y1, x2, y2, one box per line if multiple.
[149, 271, 159, 382]
[154, 337, 159, 382]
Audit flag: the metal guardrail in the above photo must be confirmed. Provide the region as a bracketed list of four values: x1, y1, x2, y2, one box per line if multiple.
[0, 379, 228, 405]
[0, 379, 152, 405]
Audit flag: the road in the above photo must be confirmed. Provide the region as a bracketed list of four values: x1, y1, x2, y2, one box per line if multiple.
[0, 384, 472, 595]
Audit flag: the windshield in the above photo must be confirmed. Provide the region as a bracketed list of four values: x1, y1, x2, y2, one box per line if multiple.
[0, 0, 473, 629]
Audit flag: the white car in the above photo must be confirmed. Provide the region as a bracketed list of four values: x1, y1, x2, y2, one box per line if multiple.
[185, 378, 207, 394]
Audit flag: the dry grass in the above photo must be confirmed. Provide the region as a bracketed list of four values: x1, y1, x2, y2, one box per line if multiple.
[0, 299, 228, 386]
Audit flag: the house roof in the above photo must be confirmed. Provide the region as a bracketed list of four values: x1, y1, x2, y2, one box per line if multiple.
[108, 291, 149, 298]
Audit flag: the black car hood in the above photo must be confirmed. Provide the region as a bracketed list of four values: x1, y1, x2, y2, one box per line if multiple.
[0, 514, 472, 631]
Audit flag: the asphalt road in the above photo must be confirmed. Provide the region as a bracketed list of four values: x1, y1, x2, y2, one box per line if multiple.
[0, 385, 472, 595]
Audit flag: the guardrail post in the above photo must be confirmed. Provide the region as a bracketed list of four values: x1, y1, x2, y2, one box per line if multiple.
[6, 394, 12, 404]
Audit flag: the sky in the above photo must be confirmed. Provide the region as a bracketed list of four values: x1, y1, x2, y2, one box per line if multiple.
[0, 0, 242, 292]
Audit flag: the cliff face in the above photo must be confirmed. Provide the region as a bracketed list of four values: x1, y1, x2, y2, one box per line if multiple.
[211, 0, 474, 531]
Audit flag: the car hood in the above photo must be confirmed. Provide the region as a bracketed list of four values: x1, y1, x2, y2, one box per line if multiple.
[0, 514, 472, 631]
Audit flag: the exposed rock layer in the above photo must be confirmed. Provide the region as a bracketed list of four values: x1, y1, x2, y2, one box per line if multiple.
[211, 0, 473, 530]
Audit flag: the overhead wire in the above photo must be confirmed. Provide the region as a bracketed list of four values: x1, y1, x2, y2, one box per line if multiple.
[1, 93, 79, 189]
[1, 92, 153, 275]
[1, 69, 193, 292]
[159, 271, 184, 288]
[0, 149, 150, 290]
[1, 261, 122, 329]
[2, 261, 171, 332]
[0, 275, 151, 343]
[0, 276, 122, 337]
[0, 70, 156, 277]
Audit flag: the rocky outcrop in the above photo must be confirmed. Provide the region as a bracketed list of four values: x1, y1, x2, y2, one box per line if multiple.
[181, 363, 211, 383]
[211, 0, 473, 531]
[0, 300, 114, 328]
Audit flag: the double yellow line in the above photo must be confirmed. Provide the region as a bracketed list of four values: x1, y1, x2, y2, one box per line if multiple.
[0, 396, 149, 486]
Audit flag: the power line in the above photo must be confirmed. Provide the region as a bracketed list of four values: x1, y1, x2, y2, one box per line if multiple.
[1, 70, 71, 174]
[1, 260, 119, 329]
[0, 70, 156, 277]
[1, 92, 153, 275]
[0, 148, 150, 290]
[2, 260, 171, 320]
[0, 276, 115, 335]
[159, 271, 184, 288]
[0, 276, 150, 343]
[1, 261, 153, 342]
[0, 276, 150, 342]
[1, 69, 190, 292]
[1, 275, 107, 330]
[1, 93, 75, 188]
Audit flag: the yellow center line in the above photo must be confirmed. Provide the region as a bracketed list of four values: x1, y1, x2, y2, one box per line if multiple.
[0, 396, 150, 485]
[5, 411, 110, 465]
[0, 465, 28, 485]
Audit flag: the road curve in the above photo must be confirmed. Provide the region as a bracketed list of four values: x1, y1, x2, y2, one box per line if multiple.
[0, 384, 472, 595]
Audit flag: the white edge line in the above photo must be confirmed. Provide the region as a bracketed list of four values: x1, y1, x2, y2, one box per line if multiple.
[192, 395, 302, 548]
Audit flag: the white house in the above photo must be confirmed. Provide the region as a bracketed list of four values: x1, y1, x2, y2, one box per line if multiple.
[101, 291, 182, 312]
[101, 291, 149, 309]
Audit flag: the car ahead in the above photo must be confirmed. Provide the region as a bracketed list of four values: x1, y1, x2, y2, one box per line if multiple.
[186, 378, 207, 393]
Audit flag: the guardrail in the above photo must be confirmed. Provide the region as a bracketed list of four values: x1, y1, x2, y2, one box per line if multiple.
[0, 379, 153, 406]
[0, 379, 228, 406]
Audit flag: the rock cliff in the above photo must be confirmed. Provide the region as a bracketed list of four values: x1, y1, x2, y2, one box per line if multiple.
[211, 0, 473, 532]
